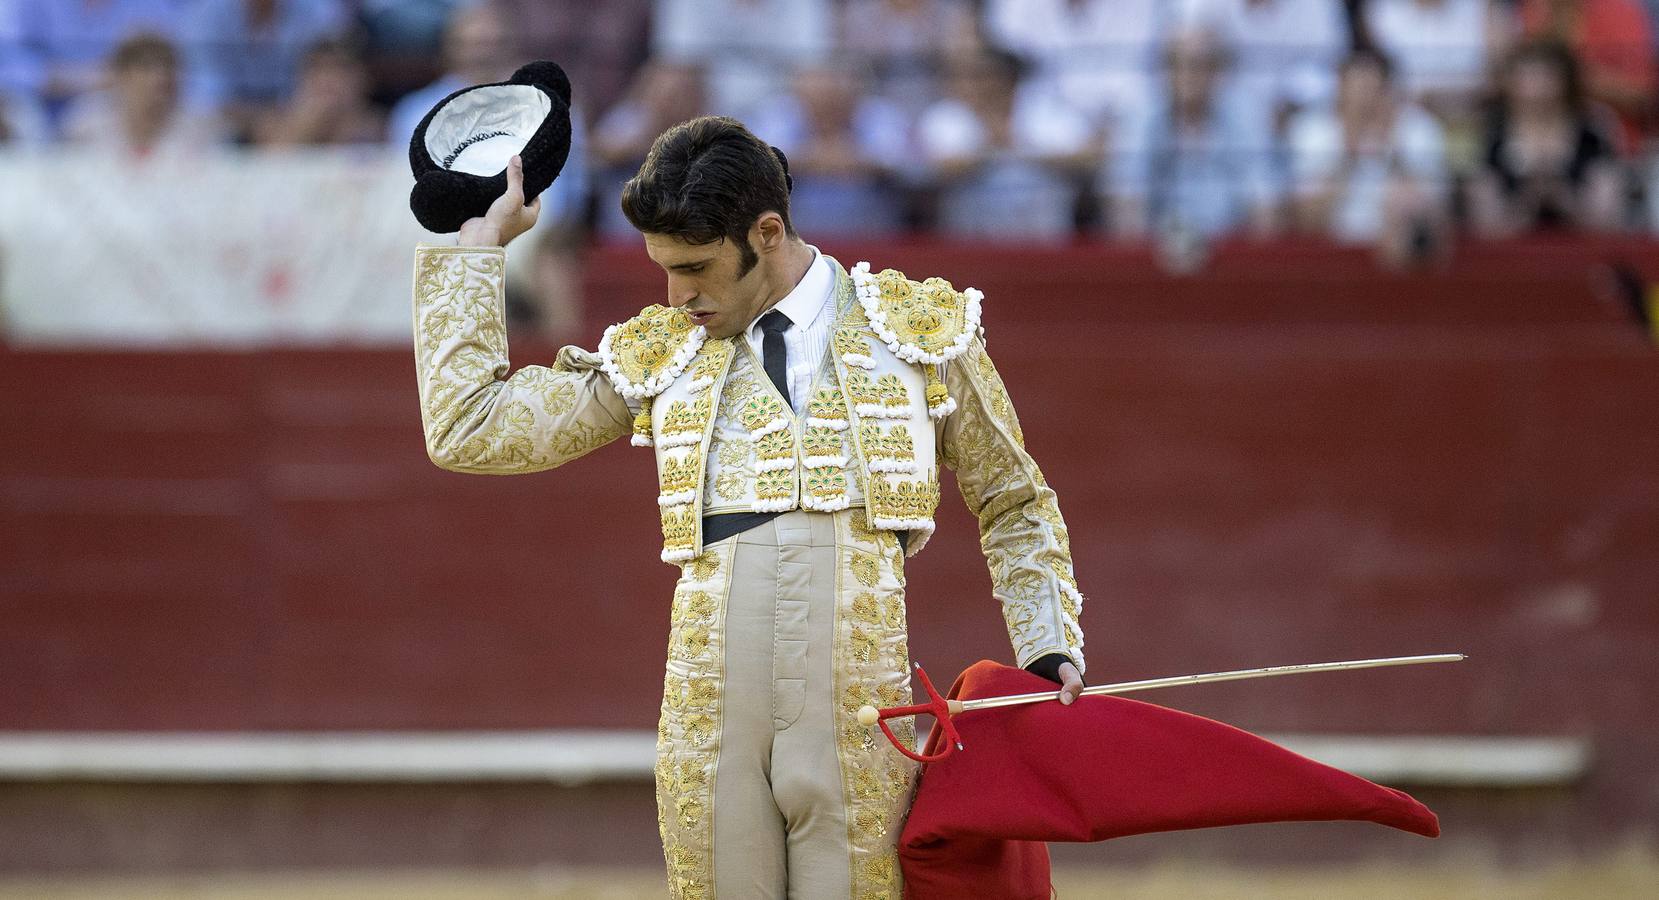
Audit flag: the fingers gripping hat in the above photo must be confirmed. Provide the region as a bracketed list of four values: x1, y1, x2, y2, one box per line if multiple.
[407, 60, 573, 233]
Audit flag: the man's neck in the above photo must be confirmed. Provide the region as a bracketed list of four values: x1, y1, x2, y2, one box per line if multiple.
[756, 240, 816, 316]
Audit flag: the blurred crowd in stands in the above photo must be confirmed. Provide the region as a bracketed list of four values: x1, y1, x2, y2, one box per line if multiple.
[3, 0, 1659, 267]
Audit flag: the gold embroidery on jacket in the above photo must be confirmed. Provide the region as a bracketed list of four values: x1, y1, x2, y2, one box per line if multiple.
[940, 337, 1085, 671]
[414, 246, 628, 474]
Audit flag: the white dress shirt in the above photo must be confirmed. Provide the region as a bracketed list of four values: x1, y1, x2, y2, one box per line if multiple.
[742, 245, 835, 416]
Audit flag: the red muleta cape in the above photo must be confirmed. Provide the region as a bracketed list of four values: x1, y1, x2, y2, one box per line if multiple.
[898, 661, 1440, 900]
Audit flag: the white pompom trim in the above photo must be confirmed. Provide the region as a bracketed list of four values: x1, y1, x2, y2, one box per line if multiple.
[871, 516, 933, 531]
[851, 261, 982, 367]
[1059, 582, 1087, 664]
[656, 489, 698, 507]
[688, 375, 715, 394]
[751, 497, 795, 512]
[927, 397, 957, 419]
[598, 318, 707, 400]
[854, 403, 910, 420]
[867, 458, 918, 474]
[841, 352, 875, 370]
[806, 416, 848, 431]
[801, 493, 851, 511]
[631, 433, 655, 447]
[802, 454, 849, 469]
[661, 546, 696, 563]
[747, 418, 790, 441]
[657, 431, 702, 449]
[754, 457, 795, 473]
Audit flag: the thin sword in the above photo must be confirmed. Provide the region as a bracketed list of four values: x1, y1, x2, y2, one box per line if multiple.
[946, 653, 1468, 715]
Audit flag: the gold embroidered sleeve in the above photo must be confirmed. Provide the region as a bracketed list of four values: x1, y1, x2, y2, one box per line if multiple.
[937, 336, 1086, 674]
[413, 245, 631, 474]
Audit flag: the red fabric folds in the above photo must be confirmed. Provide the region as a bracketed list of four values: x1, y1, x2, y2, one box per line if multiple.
[899, 661, 1440, 900]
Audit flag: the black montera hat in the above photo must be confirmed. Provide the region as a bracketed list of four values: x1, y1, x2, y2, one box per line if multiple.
[407, 60, 572, 233]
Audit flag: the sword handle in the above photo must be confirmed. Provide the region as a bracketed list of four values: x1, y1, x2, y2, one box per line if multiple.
[865, 663, 964, 763]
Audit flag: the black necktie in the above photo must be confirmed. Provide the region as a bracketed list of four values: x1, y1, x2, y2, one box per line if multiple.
[759, 309, 791, 407]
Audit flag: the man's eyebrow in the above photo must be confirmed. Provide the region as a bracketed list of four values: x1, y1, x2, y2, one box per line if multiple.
[664, 258, 715, 272]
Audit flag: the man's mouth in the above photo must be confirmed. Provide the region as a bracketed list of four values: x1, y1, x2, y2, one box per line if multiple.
[687, 310, 715, 326]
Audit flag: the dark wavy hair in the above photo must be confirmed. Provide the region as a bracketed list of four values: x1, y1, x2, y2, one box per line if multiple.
[1501, 39, 1588, 115]
[620, 116, 793, 277]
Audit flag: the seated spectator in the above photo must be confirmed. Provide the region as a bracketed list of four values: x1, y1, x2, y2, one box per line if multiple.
[917, 49, 1097, 240]
[747, 64, 909, 235]
[841, 0, 980, 116]
[653, 0, 831, 121]
[252, 38, 385, 146]
[1467, 40, 1628, 234]
[1287, 48, 1450, 261]
[386, 2, 518, 150]
[357, 0, 467, 98]
[0, 4, 50, 148]
[8, 0, 185, 117]
[182, 0, 350, 143]
[1363, 0, 1506, 127]
[1179, 0, 1350, 140]
[60, 32, 227, 158]
[592, 61, 707, 236]
[1520, 0, 1656, 149]
[0, 91, 50, 145]
[982, 0, 1163, 143]
[488, 0, 652, 125]
[1104, 26, 1282, 242]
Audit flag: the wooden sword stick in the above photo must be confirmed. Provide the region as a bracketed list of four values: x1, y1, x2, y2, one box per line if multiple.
[857, 654, 1468, 763]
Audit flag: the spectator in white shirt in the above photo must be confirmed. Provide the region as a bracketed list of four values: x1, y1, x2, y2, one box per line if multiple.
[60, 32, 227, 158]
[917, 49, 1098, 239]
[840, 0, 980, 116]
[1363, 0, 1505, 126]
[747, 64, 910, 235]
[652, 0, 830, 121]
[1288, 47, 1450, 263]
[1179, 0, 1350, 140]
[982, 0, 1173, 143]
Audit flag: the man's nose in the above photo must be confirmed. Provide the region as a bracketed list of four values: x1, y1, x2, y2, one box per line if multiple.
[666, 278, 697, 308]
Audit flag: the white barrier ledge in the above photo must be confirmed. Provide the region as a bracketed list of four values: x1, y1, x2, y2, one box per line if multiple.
[1271, 734, 1592, 788]
[0, 732, 1589, 788]
[0, 731, 656, 786]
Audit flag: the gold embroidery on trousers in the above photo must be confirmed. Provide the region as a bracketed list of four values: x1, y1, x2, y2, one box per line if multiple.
[832, 512, 918, 899]
[655, 545, 731, 900]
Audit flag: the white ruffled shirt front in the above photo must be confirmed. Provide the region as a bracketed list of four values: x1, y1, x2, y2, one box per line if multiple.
[741, 245, 835, 416]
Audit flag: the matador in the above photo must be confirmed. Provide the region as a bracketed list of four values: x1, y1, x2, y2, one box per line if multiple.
[412, 117, 1087, 899]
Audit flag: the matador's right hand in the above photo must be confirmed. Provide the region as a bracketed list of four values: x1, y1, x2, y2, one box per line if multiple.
[457, 154, 542, 248]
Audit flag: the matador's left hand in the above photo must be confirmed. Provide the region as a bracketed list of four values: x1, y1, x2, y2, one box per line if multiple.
[1056, 662, 1084, 706]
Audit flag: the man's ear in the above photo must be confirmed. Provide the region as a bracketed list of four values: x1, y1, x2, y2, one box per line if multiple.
[752, 212, 787, 254]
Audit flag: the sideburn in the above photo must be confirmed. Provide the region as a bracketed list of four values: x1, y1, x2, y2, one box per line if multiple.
[734, 237, 759, 279]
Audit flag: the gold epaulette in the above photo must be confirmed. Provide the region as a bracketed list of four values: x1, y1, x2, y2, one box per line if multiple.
[848, 262, 983, 367]
[597, 304, 706, 400]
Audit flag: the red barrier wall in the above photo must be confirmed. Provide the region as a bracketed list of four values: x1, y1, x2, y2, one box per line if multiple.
[2, 239, 1657, 850]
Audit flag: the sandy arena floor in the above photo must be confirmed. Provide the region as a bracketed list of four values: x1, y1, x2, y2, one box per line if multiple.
[2, 849, 1656, 900]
